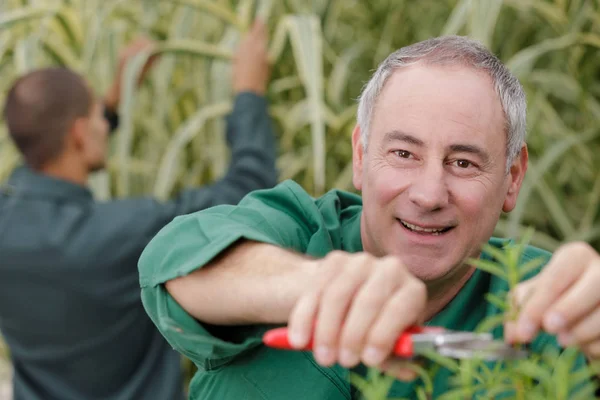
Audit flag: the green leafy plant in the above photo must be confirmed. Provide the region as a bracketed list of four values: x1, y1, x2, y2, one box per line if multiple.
[350, 230, 600, 399]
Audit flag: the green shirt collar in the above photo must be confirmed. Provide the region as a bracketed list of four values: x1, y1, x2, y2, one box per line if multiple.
[341, 207, 364, 253]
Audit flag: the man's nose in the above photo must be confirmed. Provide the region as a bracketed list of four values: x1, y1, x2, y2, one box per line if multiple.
[407, 164, 449, 211]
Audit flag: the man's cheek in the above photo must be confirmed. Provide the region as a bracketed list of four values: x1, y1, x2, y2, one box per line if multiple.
[372, 169, 409, 204]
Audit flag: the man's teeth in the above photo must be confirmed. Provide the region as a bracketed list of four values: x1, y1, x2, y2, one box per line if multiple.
[401, 220, 446, 235]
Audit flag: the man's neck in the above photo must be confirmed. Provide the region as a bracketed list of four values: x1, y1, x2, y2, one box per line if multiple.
[38, 158, 88, 186]
[423, 265, 476, 322]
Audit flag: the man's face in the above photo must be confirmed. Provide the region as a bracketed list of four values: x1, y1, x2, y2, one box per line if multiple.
[82, 99, 109, 172]
[352, 63, 526, 283]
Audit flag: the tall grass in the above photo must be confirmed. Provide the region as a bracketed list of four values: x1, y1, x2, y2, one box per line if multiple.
[0, 0, 598, 249]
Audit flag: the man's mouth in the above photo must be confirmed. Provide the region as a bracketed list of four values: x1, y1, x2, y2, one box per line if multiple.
[397, 219, 455, 236]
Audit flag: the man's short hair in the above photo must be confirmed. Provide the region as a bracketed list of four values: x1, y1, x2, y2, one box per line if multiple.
[2, 67, 93, 169]
[357, 35, 527, 173]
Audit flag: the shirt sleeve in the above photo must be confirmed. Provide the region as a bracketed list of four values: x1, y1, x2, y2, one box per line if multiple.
[137, 180, 322, 370]
[149, 91, 279, 219]
[108, 90, 278, 230]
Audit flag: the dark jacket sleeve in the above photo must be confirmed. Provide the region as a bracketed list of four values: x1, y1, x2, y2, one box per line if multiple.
[160, 91, 278, 211]
[109, 91, 279, 247]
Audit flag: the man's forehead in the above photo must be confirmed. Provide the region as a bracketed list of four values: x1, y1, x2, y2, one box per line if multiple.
[372, 65, 501, 128]
[366, 66, 506, 157]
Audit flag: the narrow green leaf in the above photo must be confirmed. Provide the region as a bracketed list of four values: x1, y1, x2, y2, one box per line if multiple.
[480, 243, 511, 267]
[326, 42, 365, 108]
[506, 128, 599, 239]
[280, 15, 327, 195]
[468, 0, 503, 48]
[0, 6, 58, 30]
[153, 102, 231, 200]
[441, 0, 472, 36]
[534, 177, 575, 239]
[420, 349, 460, 373]
[514, 360, 553, 389]
[579, 171, 600, 234]
[155, 40, 235, 61]
[468, 258, 508, 280]
[484, 293, 508, 311]
[507, 34, 579, 78]
[166, 0, 244, 29]
[518, 257, 547, 280]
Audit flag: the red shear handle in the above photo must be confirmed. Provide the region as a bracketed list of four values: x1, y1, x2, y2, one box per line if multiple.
[263, 325, 444, 358]
[262, 327, 308, 350]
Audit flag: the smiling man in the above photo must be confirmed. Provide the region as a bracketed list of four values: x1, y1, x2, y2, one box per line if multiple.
[138, 36, 600, 399]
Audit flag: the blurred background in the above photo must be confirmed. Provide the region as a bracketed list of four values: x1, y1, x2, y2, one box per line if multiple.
[0, 0, 599, 398]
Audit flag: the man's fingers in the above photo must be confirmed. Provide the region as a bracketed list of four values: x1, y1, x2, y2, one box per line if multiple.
[504, 320, 518, 344]
[287, 291, 319, 349]
[362, 279, 427, 367]
[543, 259, 600, 334]
[582, 340, 600, 360]
[252, 18, 267, 35]
[312, 258, 370, 366]
[380, 358, 419, 382]
[337, 258, 402, 367]
[559, 305, 600, 347]
[515, 244, 591, 342]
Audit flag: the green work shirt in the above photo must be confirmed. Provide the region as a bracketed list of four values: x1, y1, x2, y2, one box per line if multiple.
[138, 179, 588, 399]
[0, 92, 277, 400]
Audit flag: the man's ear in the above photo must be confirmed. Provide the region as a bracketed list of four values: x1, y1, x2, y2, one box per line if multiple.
[502, 144, 529, 213]
[69, 117, 88, 152]
[352, 124, 365, 191]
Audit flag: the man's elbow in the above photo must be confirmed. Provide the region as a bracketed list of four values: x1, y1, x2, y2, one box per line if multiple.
[164, 274, 200, 316]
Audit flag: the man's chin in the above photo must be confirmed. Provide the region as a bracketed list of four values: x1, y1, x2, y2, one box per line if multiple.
[88, 161, 106, 173]
[391, 252, 456, 281]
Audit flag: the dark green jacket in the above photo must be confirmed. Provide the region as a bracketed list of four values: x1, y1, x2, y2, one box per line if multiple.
[0, 92, 277, 400]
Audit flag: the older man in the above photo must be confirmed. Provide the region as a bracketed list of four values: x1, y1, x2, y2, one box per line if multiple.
[138, 36, 600, 399]
[0, 21, 277, 400]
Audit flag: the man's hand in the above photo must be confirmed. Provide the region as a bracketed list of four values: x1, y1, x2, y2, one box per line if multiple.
[506, 242, 600, 360]
[287, 251, 427, 380]
[232, 19, 270, 95]
[104, 37, 157, 112]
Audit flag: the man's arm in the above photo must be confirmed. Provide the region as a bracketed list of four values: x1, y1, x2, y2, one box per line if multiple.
[165, 240, 314, 325]
[103, 37, 157, 133]
[138, 179, 427, 379]
[139, 20, 277, 223]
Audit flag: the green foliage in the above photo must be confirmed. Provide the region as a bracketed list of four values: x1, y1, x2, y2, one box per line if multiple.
[0, 0, 598, 253]
[351, 232, 600, 399]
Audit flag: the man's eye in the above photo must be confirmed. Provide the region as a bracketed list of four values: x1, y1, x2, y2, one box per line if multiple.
[394, 150, 411, 159]
[455, 160, 472, 168]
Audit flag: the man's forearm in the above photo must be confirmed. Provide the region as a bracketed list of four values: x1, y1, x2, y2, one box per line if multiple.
[165, 240, 315, 325]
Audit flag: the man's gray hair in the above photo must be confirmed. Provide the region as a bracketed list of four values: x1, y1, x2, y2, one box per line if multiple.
[356, 35, 526, 172]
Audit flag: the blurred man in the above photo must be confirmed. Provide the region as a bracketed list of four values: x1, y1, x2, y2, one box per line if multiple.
[138, 35, 600, 399]
[0, 20, 277, 400]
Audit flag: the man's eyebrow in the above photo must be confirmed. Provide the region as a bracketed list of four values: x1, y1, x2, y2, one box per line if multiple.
[449, 144, 490, 164]
[382, 130, 424, 147]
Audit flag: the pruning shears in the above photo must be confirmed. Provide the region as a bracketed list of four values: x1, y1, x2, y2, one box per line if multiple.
[262, 325, 529, 361]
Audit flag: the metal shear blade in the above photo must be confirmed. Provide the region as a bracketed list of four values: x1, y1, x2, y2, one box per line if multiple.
[435, 338, 529, 361]
[414, 331, 529, 361]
